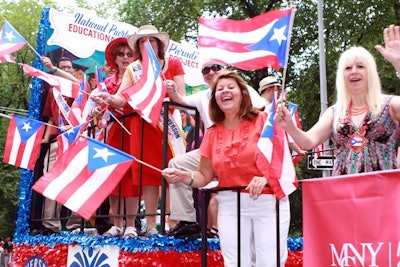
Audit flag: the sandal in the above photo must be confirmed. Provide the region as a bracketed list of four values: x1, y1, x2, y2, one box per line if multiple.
[207, 227, 219, 238]
[145, 226, 158, 237]
[103, 226, 122, 237]
[123, 226, 138, 237]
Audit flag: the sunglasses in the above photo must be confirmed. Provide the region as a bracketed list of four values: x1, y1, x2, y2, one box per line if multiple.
[117, 52, 134, 58]
[201, 64, 223, 75]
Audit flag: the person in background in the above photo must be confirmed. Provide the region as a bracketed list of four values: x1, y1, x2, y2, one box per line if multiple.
[163, 70, 290, 267]
[88, 73, 97, 92]
[180, 110, 193, 139]
[275, 24, 400, 175]
[37, 56, 82, 235]
[257, 76, 307, 159]
[91, 25, 186, 236]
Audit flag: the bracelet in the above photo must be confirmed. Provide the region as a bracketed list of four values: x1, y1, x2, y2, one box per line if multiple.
[51, 67, 58, 74]
[188, 171, 194, 187]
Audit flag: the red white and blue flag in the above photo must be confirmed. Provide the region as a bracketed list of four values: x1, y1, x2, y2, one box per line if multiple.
[255, 100, 298, 200]
[0, 20, 27, 59]
[0, 27, 16, 62]
[56, 122, 87, 160]
[22, 64, 80, 98]
[3, 114, 45, 170]
[122, 40, 166, 126]
[0, 53, 15, 63]
[68, 79, 90, 125]
[288, 102, 305, 165]
[32, 137, 135, 220]
[198, 8, 295, 71]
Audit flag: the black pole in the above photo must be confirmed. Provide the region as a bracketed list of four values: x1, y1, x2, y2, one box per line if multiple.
[160, 103, 170, 234]
[237, 190, 241, 266]
[276, 198, 280, 267]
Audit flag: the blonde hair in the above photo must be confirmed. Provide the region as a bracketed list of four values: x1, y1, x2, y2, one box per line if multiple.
[334, 46, 383, 128]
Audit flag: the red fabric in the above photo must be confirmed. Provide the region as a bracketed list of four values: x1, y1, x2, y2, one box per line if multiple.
[302, 169, 400, 266]
[164, 56, 185, 79]
[199, 113, 268, 189]
[42, 86, 74, 136]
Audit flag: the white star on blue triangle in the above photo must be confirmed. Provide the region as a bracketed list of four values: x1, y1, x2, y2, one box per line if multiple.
[87, 138, 134, 171]
[14, 115, 44, 144]
[63, 124, 84, 144]
[1, 21, 26, 44]
[246, 14, 291, 66]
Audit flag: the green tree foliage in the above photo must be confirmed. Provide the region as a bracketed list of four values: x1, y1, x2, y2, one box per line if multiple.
[0, 0, 72, 238]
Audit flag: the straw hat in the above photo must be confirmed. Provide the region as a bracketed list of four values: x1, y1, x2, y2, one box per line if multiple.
[127, 25, 170, 54]
[105, 37, 129, 71]
[258, 76, 281, 94]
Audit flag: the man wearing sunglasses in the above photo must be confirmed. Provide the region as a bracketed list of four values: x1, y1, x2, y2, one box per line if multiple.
[165, 60, 265, 239]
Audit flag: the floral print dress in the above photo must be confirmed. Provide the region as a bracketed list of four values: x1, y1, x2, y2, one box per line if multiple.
[331, 96, 400, 176]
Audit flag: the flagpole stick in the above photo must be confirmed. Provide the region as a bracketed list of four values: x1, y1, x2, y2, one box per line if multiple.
[109, 112, 132, 135]
[0, 112, 60, 129]
[27, 43, 42, 58]
[89, 103, 132, 136]
[0, 113, 11, 119]
[134, 158, 163, 173]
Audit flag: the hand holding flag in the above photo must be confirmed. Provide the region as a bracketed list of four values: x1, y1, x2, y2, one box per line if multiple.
[22, 64, 80, 98]
[255, 99, 298, 199]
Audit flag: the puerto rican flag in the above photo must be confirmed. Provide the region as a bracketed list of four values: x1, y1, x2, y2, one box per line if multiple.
[349, 132, 367, 153]
[198, 8, 295, 71]
[32, 137, 135, 220]
[22, 64, 80, 98]
[56, 122, 87, 160]
[68, 79, 90, 125]
[0, 53, 15, 63]
[0, 20, 27, 59]
[255, 100, 298, 200]
[3, 114, 45, 170]
[0, 27, 16, 63]
[288, 102, 305, 165]
[121, 40, 166, 126]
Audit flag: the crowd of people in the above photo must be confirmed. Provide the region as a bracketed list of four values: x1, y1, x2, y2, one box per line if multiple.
[27, 22, 400, 267]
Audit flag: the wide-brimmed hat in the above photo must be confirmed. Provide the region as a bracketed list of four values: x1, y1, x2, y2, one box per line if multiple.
[105, 37, 129, 71]
[127, 25, 170, 54]
[258, 76, 281, 94]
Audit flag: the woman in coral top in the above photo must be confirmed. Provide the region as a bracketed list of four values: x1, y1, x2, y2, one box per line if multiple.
[162, 71, 291, 267]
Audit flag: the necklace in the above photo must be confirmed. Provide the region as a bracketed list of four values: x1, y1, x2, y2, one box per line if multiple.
[347, 103, 368, 153]
[350, 104, 369, 116]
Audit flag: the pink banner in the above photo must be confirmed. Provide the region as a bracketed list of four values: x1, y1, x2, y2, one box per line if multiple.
[303, 169, 400, 266]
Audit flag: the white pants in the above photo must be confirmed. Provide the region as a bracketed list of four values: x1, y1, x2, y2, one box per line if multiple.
[216, 191, 290, 267]
[168, 149, 200, 222]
